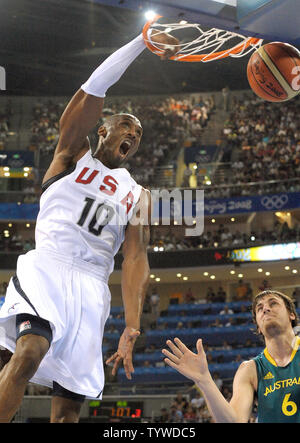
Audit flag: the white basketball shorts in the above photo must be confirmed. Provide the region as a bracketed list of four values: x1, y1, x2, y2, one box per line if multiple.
[0, 249, 111, 399]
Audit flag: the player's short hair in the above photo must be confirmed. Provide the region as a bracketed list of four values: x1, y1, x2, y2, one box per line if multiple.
[252, 290, 298, 333]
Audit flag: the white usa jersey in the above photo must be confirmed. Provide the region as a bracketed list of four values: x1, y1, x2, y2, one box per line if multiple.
[35, 150, 142, 281]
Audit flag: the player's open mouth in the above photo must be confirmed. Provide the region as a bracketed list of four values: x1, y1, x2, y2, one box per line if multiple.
[119, 140, 131, 157]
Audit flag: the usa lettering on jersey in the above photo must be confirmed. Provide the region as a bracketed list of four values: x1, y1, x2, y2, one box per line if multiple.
[75, 167, 134, 214]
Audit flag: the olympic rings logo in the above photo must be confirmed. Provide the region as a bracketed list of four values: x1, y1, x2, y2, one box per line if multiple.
[260, 194, 289, 210]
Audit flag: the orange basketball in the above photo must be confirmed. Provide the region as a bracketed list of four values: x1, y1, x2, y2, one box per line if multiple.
[247, 42, 300, 102]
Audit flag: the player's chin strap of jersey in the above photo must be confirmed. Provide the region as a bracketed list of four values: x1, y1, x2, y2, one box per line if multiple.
[81, 30, 152, 98]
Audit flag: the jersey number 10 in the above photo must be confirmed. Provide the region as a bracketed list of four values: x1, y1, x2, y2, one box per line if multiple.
[77, 197, 115, 236]
[75, 169, 135, 236]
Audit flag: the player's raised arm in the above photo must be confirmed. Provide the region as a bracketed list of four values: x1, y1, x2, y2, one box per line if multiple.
[106, 188, 151, 380]
[43, 30, 178, 183]
[163, 338, 256, 423]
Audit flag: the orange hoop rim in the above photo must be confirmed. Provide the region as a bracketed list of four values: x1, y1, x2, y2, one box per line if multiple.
[142, 14, 262, 62]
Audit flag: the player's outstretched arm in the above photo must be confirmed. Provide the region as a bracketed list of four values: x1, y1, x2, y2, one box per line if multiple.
[163, 338, 255, 423]
[43, 30, 178, 184]
[106, 189, 151, 380]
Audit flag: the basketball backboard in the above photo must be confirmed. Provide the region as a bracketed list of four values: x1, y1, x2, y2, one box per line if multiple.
[88, 0, 300, 47]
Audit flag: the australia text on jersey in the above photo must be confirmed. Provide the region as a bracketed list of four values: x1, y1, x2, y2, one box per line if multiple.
[75, 166, 205, 237]
[264, 377, 300, 397]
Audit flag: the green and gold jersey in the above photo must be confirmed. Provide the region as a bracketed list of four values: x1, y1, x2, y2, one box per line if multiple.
[253, 337, 300, 423]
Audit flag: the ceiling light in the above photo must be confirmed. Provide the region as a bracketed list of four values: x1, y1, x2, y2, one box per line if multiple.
[292, 269, 298, 274]
[177, 273, 182, 278]
[145, 10, 157, 21]
[238, 273, 243, 278]
[230, 270, 235, 275]
[203, 272, 209, 276]
[284, 266, 290, 270]
[265, 271, 270, 276]
[183, 276, 188, 281]
[258, 268, 263, 273]
[150, 274, 155, 279]
[155, 277, 160, 282]
[210, 275, 215, 279]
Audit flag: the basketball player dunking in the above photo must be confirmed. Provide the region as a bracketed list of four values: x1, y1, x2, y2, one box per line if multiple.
[0, 29, 178, 422]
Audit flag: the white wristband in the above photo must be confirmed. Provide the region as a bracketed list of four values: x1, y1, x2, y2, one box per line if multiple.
[81, 33, 146, 98]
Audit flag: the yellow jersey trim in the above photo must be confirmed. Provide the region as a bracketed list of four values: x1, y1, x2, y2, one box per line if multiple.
[264, 337, 300, 367]
[290, 336, 300, 362]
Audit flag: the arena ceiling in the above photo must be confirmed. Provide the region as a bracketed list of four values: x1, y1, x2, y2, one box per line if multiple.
[0, 0, 252, 96]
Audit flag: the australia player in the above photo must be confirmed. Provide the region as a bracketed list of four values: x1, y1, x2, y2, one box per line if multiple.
[163, 290, 300, 423]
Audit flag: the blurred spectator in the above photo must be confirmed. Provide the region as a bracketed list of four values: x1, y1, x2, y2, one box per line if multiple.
[211, 318, 223, 328]
[190, 392, 205, 410]
[150, 288, 160, 317]
[184, 405, 197, 422]
[184, 287, 196, 304]
[0, 101, 13, 149]
[219, 305, 234, 315]
[172, 392, 189, 413]
[156, 408, 170, 423]
[259, 279, 272, 291]
[212, 372, 223, 391]
[292, 287, 300, 308]
[143, 360, 152, 368]
[234, 279, 248, 301]
[169, 405, 183, 423]
[206, 287, 216, 303]
[198, 405, 212, 423]
[216, 286, 226, 302]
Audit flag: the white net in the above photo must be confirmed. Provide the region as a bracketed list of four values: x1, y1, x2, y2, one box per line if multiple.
[145, 22, 263, 62]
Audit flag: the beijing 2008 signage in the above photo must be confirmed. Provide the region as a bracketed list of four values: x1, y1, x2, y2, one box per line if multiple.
[230, 242, 300, 262]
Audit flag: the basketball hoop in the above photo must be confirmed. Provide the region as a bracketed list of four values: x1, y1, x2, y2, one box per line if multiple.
[142, 14, 263, 62]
